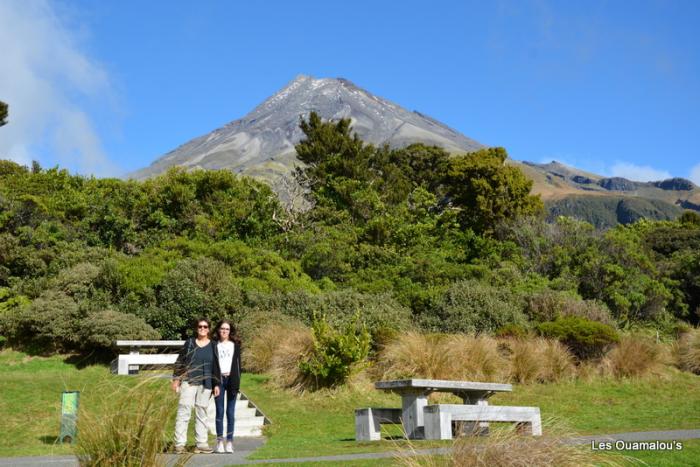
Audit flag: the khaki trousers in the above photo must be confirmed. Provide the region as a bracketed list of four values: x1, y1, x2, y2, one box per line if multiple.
[174, 381, 212, 447]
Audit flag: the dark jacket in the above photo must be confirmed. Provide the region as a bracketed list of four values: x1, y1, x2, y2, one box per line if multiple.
[213, 339, 242, 394]
[173, 337, 220, 389]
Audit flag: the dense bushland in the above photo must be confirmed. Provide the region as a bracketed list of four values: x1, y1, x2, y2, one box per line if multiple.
[0, 113, 698, 365]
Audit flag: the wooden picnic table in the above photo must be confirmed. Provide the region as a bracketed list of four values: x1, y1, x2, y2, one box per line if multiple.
[374, 379, 512, 439]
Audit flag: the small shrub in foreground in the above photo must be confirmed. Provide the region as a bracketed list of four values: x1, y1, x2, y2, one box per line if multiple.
[537, 316, 619, 360]
[299, 314, 371, 389]
[678, 328, 700, 374]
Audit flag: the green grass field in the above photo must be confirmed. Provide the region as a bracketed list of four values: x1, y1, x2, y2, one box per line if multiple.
[1, 348, 699, 466]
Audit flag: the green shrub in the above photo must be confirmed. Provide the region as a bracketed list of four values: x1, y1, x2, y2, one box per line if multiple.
[524, 290, 614, 325]
[537, 316, 619, 360]
[298, 314, 371, 388]
[496, 323, 530, 339]
[80, 309, 160, 349]
[422, 280, 526, 333]
[49, 262, 101, 301]
[243, 289, 412, 340]
[155, 257, 242, 338]
[8, 290, 85, 352]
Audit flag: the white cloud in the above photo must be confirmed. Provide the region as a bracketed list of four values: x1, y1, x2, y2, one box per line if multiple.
[690, 163, 700, 186]
[0, 1, 119, 176]
[610, 162, 671, 182]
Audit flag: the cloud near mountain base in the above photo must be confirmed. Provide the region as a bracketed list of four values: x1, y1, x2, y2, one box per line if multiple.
[690, 163, 700, 187]
[611, 162, 672, 182]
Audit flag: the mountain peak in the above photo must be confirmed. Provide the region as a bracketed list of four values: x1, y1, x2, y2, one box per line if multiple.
[130, 76, 485, 183]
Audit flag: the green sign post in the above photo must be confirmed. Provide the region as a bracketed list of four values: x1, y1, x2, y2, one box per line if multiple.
[59, 391, 80, 444]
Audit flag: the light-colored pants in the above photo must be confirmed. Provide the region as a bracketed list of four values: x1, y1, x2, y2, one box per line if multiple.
[174, 381, 212, 447]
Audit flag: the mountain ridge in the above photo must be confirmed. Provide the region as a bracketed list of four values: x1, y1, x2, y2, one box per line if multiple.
[129, 75, 484, 182]
[130, 75, 700, 226]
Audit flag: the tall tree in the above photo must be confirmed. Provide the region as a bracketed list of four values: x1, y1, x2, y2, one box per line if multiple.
[0, 100, 7, 127]
[444, 147, 543, 234]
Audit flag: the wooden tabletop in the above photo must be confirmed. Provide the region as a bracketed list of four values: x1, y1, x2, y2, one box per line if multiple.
[375, 379, 512, 393]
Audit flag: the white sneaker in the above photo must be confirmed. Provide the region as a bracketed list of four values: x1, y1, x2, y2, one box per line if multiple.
[215, 439, 225, 453]
[225, 440, 234, 453]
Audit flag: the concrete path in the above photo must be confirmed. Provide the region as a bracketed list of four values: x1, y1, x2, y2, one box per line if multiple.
[1, 429, 698, 466]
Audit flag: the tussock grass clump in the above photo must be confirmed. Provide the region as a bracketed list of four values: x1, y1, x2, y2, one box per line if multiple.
[448, 430, 622, 467]
[507, 338, 575, 384]
[375, 332, 509, 382]
[601, 335, 664, 378]
[245, 322, 306, 373]
[375, 332, 453, 380]
[267, 326, 315, 391]
[444, 334, 507, 382]
[75, 378, 188, 467]
[376, 332, 578, 384]
[398, 422, 625, 467]
[678, 328, 700, 374]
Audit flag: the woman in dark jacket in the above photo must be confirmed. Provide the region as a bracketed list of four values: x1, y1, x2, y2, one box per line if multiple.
[171, 317, 220, 454]
[212, 319, 242, 454]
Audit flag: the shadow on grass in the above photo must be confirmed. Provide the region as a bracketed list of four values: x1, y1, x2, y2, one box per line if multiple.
[63, 351, 112, 369]
[341, 435, 407, 441]
[38, 435, 59, 445]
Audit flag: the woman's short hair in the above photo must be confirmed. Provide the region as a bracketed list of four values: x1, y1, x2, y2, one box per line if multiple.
[193, 317, 211, 336]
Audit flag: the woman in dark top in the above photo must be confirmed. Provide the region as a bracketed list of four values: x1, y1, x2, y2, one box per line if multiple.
[213, 319, 242, 454]
[172, 317, 220, 454]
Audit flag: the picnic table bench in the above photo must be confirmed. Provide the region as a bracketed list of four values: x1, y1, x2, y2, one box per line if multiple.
[355, 379, 541, 441]
[112, 340, 184, 375]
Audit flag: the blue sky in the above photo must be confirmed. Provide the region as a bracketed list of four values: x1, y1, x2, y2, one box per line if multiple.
[1, 0, 699, 183]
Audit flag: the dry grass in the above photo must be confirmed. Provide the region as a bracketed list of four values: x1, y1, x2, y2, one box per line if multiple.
[678, 328, 700, 374]
[267, 325, 315, 392]
[75, 378, 189, 467]
[396, 422, 627, 467]
[374, 332, 454, 380]
[376, 333, 579, 385]
[601, 335, 665, 378]
[375, 332, 510, 382]
[245, 322, 304, 373]
[444, 334, 507, 382]
[448, 431, 623, 467]
[507, 338, 575, 384]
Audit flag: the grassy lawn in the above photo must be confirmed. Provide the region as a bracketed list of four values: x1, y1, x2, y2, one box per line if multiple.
[492, 370, 700, 434]
[0, 349, 121, 457]
[243, 370, 700, 460]
[1, 348, 699, 464]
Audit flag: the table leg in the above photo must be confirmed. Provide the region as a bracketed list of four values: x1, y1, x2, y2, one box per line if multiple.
[458, 398, 490, 435]
[401, 391, 428, 439]
[129, 347, 140, 375]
